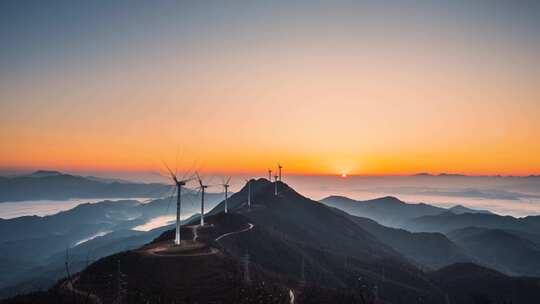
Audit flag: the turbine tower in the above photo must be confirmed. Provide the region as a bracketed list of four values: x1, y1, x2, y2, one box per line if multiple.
[196, 173, 209, 226]
[222, 176, 231, 213]
[245, 179, 252, 209]
[268, 169, 272, 181]
[164, 165, 191, 246]
[274, 175, 279, 196]
[278, 163, 283, 181]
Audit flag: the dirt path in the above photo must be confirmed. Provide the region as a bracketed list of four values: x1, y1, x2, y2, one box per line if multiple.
[215, 223, 254, 242]
[140, 222, 254, 257]
[142, 242, 219, 257]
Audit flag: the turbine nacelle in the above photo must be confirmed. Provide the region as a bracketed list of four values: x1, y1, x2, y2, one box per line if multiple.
[277, 163, 283, 181]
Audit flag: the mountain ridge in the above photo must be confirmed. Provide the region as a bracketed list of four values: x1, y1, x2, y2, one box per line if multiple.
[0, 172, 169, 202]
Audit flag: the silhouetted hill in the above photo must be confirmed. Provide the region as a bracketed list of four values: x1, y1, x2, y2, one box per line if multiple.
[213, 179, 399, 259]
[447, 227, 540, 277]
[332, 209, 472, 270]
[208, 213, 445, 303]
[403, 212, 540, 234]
[320, 195, 445, 227]
[429, 263, 540, 304]
[0, 172, 168, 202]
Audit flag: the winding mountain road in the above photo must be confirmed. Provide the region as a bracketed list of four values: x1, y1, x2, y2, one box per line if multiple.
[215, 223, 254, 242]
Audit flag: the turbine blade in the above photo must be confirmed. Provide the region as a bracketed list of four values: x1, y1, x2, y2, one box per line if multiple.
[150, 170, 172, 182]
[165, 186, 177, 213]
[140, 183, 173, 199]
[206, 174, 217, 186]
[181, 159, 199, 181]
[196, 172, 204, 187]
[183, 175, 196, 183]
[161, 160, 177, 183]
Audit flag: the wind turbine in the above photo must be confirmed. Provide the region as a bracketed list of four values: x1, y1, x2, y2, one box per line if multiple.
[163, 164, 193, 246]
[245, 178, 252, 209]
[267, 169, 272, 181]
[196, 173, 209, 226]
[222, 176, 231, 213]
[277, 163, 283, 181]
[274, 175, 279, 196]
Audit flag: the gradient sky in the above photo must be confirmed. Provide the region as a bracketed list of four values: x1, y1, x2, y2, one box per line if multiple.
[1, 1, 539, 176]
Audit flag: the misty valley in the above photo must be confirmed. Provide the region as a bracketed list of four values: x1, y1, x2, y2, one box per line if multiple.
[1, 172, 540, 303]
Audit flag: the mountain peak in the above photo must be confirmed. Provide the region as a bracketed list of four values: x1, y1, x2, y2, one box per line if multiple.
[368, 196, 404, 205]
[438, 173, 467, 177]
[29, 170, 63, 177]
[448, 204, 493, 215]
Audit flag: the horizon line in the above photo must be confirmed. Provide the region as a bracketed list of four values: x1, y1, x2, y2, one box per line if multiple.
[1, 168, 539, 179]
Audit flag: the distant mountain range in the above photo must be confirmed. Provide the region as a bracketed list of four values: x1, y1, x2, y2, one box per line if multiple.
[412, 172, 540, 178]
[447, 227, 540, 277]
[402, 212, 540, 235]
[320, 194, 540, 277]
[331, 208, 472, 270]
[0, 171, 169, 202]
[319, 195, 491, 228]
[4, 179, 539, 304]
[447, 204, 492, 215]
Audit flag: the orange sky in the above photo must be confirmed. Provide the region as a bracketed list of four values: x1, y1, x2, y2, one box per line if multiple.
[1, 2, 539, 176]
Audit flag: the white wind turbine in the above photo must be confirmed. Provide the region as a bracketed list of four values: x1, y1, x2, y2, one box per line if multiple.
[277, 163, 283, 181]
[163, 164, 194, 246]
[268, 169, 272, 181]
[195, 173, 210, 226]
[221, 176, 231, 213]
[245, 178, 252, 209]
[274, 174, 279, 196]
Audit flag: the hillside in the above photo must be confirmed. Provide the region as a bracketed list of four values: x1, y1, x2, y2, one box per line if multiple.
[430, 263, 540, 304]
[340, 212, 472, 270]
[447, 227, 540, 277]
